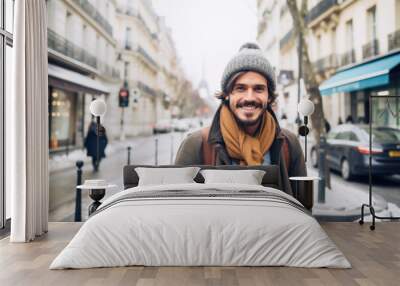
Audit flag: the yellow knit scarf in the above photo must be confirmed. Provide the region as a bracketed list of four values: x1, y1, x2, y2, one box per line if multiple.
[220, 105, 276, 165]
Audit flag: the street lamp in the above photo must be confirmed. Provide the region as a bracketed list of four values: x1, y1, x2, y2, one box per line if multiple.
[289, 90, 319, 211]
[297, 80, 314, 163]
[90, 98, 107, 170]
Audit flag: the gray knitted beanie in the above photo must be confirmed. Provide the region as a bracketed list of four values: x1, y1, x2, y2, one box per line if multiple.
[221, 43, 276, 94]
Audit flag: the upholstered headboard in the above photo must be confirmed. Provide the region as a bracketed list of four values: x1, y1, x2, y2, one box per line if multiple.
[123, 165, 282, 190]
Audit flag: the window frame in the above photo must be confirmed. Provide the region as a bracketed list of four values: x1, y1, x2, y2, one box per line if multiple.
[367, 5, 377, 41]
[1, 0, 14, 232]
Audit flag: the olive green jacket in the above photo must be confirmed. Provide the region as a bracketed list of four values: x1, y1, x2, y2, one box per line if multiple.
[175, 107, 307, 197]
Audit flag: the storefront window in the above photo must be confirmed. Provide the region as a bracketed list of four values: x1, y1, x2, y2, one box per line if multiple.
[49, 89, 77, 151]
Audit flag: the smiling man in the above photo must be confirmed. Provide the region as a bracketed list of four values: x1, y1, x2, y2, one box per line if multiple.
[175, 43, 306, 196]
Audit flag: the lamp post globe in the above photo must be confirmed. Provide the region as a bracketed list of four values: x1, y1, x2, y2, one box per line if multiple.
[298, 98, 315, 117]
[90, 98, 107, 117]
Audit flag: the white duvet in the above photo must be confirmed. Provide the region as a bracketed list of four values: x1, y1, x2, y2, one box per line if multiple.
[50, 183, 351, 269]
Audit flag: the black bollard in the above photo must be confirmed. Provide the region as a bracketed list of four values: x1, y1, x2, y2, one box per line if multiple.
[318, 136, 326, 203]
[75, 160, 84, 222]
[127, 146, 132, 165]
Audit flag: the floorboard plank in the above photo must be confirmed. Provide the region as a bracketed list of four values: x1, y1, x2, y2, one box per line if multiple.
[0, 222, 399, 286]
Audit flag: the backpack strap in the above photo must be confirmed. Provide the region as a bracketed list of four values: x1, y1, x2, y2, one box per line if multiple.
[201, 127, 216, 165]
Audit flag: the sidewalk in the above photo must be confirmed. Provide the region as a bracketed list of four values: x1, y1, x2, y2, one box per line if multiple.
[307, 167, 400, 222]
[49, 134, 152, 173]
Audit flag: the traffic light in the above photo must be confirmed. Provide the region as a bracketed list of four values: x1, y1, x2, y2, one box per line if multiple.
[119, 88, 129, 107]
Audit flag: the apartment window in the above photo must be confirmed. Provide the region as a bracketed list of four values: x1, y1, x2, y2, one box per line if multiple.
[82, 24, 87, 50]
[1, 0, 14, 230]
[331, 27, 336, 54]
[66, 11, 72, 42]
[345, 19, 354, 51]
[367, 6, 377, 41]
[316, 35, 322, 59]
[95, 34, 100, 59]
[106, 2, 109, 19]
[125, 27, 131, 49]
[124, 61, 129, 79]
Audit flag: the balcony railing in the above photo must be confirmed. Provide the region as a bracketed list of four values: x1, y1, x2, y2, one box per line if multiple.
[48, 29, 97, 69]
[48, 29, 120, 80]
[137, 13, 158, 42]
[72, 0, 113, 36]
[137, 46, 159, 68]
[306, 0, 338, 24]
[97, 60, 120, 80]
[121, 8, 159, 42]
[388, 29, 400, 51]
[340, 49, 356, 66]
[362, 39, 379, 60]
[137, 81, 158, 97]
[313, 54, 338, 73]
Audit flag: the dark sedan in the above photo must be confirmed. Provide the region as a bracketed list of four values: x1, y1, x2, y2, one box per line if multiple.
[310, 124, 400, 180]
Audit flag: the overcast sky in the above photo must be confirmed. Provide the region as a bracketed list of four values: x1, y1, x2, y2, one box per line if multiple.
[152, 0, 257, 94]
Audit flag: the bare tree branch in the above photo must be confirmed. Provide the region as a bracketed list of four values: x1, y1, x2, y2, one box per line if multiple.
[286, 0, 326, 141]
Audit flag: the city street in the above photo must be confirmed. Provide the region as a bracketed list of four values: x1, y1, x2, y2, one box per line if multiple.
[50, 130, 400, 222]
[49, 131, 188, 222]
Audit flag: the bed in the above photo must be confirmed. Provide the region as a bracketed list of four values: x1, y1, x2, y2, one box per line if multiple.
[50, 165, 350, 269]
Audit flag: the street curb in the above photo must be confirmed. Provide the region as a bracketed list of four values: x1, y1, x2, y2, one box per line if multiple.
[49, 135, 151, 174]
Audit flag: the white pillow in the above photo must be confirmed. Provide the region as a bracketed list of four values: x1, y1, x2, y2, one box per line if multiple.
[200, 169, 266, 185]
[135, 167, 200, 186]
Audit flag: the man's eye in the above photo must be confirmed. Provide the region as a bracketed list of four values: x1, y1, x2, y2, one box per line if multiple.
[254, 87, 266, 93]
[234, 86, 246, 92]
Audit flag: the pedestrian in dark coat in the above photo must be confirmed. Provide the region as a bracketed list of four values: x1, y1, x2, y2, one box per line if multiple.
[84, 121, 108, 172]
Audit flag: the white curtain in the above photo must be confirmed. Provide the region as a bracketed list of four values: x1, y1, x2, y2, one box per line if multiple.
[8, 0, 49, 242]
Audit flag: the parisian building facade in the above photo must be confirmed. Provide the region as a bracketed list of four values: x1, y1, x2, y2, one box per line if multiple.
[257, 0, 400, 130]
[47, 0, 188, 153]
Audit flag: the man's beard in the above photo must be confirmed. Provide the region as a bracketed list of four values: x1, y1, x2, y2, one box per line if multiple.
[233, 112, 264, 127]
[232, 107, 266, 127]
[232, 101, 267, 127]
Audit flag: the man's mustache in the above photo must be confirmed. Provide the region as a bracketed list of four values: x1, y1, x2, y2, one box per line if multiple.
[236, 100, 264, 108]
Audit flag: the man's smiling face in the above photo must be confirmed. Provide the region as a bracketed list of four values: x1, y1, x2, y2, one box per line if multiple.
[228, 71, 269, 126]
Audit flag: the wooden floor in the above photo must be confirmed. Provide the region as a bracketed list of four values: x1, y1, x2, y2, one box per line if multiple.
[0, 222, 399, 286]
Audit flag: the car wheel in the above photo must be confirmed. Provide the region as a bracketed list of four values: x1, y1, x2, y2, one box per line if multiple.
[311, 148, 318, 168]
[341, 158, 353, 181]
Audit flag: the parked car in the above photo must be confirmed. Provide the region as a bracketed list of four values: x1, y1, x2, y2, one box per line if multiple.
[310, 124, 400, 180]
[172, 120, 189, 132]
[153, 120, 172, 134]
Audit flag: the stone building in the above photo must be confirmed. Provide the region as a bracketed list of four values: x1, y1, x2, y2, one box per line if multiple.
[47, 0, 189, 147]
[47, 0, 122, 152]
[257, 0, 400, 129]
[115, 0, 184, 136]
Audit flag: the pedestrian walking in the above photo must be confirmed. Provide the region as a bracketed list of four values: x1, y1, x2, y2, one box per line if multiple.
[324, 118, 331, 133]
[345, 115, 354, 123]
[84, 121, 108, 172]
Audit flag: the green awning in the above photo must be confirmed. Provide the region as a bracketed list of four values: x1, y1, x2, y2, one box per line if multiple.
[319, 52, 400, 96]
